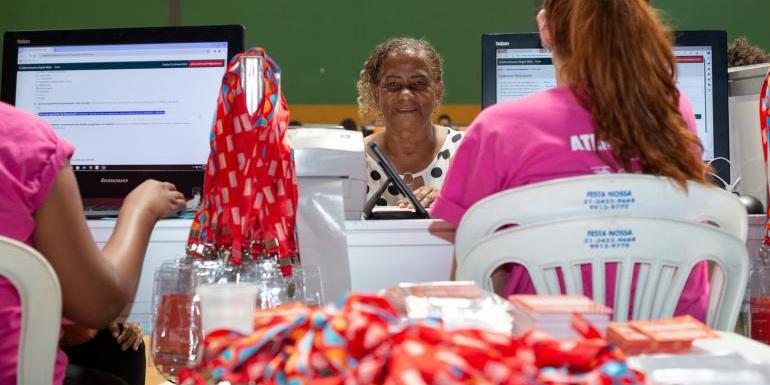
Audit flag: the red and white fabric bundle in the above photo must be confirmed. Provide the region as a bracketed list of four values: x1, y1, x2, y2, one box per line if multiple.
[187, 48, 298, 273]
[178, 294, 645, 385]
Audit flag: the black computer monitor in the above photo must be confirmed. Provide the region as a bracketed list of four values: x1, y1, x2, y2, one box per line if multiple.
[481, 31, 730, 184]
[1, 25, 244, 205]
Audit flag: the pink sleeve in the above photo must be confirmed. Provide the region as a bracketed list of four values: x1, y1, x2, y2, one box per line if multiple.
[0, 104, 74, 212]
[431, 116, 508, 226]
[677, 93, 704, 159]
[30, 125, 74, 209]
[678, 93, 699, 135]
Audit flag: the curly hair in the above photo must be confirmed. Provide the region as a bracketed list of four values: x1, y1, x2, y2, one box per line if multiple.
[728, 37, 770, 68]
[356, 37, 444, 122]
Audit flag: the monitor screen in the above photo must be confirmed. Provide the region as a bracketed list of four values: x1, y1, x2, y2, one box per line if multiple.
[1, 25, 244, 200]
[481, 31, 729, 183]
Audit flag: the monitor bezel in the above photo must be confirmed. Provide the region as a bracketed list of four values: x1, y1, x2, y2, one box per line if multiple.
[481, 33, 543, 110]
[2, 25, 244, 104]
[480, 30, 730, 185]
[1, 25, 244, 200]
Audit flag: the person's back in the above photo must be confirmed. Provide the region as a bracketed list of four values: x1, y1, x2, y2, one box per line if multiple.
[0, 102, 72, 383]
[432, 0, 711, 321]
[437, 84, 699, 224]
[0, 101, 185, 384]
[0, 103, 71, 244]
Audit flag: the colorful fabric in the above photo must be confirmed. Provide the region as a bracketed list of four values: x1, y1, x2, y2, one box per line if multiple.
[0, 102, 74, 384]
[178, 294, 645, 385]
[430, 86, 709, 322]
[761, 70, 770, 236]
[188, 49, 298, 268]
[760, 69, 769, 185]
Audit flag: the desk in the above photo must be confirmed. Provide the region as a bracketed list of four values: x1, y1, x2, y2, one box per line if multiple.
[89, 219, 190, 330]
[345, 219, 455, 292]
[87, 218, 456, 329]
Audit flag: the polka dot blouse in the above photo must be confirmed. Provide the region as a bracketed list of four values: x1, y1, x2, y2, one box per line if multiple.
[366, 127, 465, 206]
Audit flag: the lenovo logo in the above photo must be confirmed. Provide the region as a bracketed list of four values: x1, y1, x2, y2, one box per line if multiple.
[16, 39, 30, 44]
[495, 41, 510, 47]
[100, 178, 129, 184]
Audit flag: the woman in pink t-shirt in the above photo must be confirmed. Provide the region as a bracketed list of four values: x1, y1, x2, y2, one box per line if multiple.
[431, 0, 713, 320]
[0, 102, 186, 385]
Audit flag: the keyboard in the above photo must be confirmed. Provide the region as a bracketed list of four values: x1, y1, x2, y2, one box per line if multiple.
[367, 206, 424, 220]
[84, 205, 121, 219]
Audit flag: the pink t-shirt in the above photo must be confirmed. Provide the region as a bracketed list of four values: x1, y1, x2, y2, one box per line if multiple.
[431, 86, 708, 321]
[0, 102, 73, 385]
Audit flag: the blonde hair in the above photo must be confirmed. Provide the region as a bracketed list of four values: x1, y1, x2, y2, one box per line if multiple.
[356, 37, 444, 122]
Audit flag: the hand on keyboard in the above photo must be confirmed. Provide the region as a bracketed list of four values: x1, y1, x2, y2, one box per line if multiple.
[124, 180, 186, 220]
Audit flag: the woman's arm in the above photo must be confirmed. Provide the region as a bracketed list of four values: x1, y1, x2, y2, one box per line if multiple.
[34, 164, 185, 329]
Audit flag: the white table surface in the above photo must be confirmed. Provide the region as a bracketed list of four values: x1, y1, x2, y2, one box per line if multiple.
[691, 331, 770, 364]
[626, 331, 770, 369]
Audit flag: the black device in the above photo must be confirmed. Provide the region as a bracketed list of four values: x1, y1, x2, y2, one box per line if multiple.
[2, 25, 244, 217]
[363, 142, 431, 220]
[481, 30, 730, 185]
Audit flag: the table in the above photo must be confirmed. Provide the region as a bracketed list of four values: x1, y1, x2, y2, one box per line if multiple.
[625, 332, 770, 375]
[93, 215, 765, 331]
[691, 331, 770, 363]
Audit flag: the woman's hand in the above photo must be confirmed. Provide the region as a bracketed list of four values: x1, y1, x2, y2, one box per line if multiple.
[110, 322, 144, 351]
[398, 186, 439, 208]
[122, 180, 186, 220]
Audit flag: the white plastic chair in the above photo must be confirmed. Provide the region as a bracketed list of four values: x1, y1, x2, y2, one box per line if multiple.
[456, 216, 749, 331]
[455, 174, 748, 266]
[0, 235, 62, 385]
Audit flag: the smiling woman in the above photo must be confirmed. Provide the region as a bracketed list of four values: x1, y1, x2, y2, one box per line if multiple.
[357, 37, 464, 209]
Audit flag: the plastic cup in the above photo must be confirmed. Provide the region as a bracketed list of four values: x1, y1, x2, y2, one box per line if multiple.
[296, 265, 323, 307]
[195, 283, 258, 335]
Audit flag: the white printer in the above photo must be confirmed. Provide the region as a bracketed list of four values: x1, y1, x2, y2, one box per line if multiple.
[286, 127, 365, 303]
[728, 63, 770, 208]
[286, 128, 367, 219]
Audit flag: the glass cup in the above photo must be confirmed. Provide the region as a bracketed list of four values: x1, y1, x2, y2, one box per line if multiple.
[240, 259, 292, 309]
[150, 259, 203, 382]
[294, 265, 324, 307]
[195, 283, 259, 336]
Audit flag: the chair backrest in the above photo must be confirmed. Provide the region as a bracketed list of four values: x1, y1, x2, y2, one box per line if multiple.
[456, 216, 749, 331]
[455, 174, 748, 268]
[0, 235, 62, 385]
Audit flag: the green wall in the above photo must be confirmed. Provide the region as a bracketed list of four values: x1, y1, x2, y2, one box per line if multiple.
[653, 0, 769, 50]
[0, 1, 167, 32]
[1, 0, 768, 105]
[179, 1, 535, 105]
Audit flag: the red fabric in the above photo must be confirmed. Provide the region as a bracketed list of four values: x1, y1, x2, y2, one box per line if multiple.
[178, 295, 645, 385]
[188, 49, 297, 268]
[761, 71, 770, 222]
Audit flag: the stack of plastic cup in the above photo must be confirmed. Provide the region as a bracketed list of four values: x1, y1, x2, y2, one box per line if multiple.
[196, 283, 259, 336]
